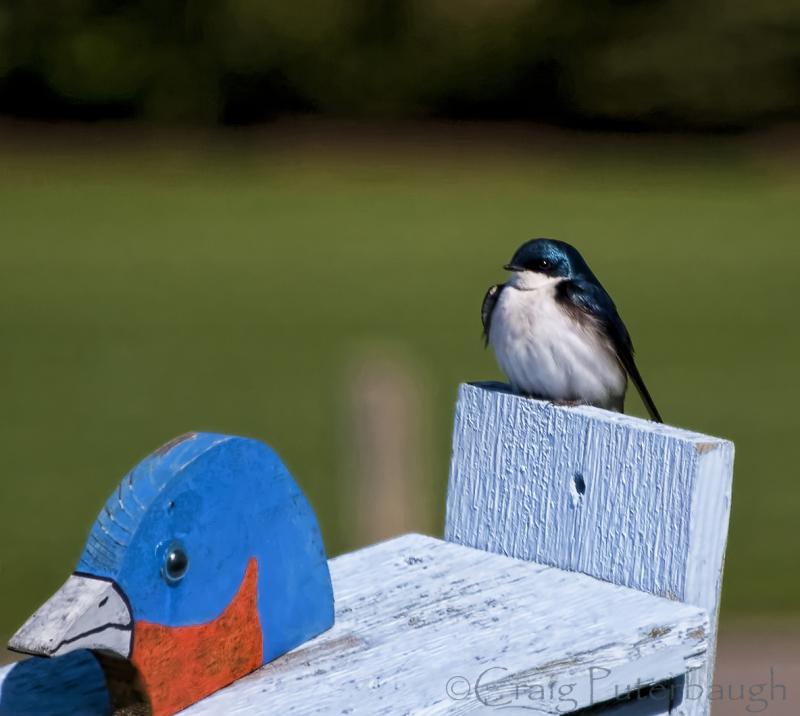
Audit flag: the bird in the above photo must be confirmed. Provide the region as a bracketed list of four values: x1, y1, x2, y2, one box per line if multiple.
[8, 432, 334, 716]
[482, 238, 662, 422]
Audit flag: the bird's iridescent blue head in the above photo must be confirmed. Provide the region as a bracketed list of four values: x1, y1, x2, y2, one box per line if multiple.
[504, 238, 596, 285]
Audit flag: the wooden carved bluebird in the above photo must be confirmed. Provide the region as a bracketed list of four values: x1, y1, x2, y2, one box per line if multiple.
[9, 432, 334, 716]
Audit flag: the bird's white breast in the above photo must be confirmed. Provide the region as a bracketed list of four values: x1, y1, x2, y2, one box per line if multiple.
[488, 276, 626, 409]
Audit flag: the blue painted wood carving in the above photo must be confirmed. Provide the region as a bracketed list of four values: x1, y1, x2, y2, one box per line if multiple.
[7, 432, 334, 716]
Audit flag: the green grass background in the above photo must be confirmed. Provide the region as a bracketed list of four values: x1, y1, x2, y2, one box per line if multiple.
[1, 125, 798, 647]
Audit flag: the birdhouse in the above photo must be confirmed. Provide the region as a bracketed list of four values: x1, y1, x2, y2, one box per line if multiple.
[8, 432, 335, 716]
[2, 386, 736, 716]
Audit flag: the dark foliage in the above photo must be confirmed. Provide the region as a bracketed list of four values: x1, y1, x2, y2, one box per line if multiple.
[0, 1, 798, 128]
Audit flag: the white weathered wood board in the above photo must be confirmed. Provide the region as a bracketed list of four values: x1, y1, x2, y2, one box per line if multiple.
[0, 534, 707, 715]
[445, 382, 734, 716]
[182, 533, 707, 715]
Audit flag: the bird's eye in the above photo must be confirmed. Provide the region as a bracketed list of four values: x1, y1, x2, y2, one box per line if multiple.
[162, 542, 189, 585]
[537, 259, 551, 270]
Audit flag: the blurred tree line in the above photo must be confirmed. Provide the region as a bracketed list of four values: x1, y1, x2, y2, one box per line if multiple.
[0, 0, 798, 129]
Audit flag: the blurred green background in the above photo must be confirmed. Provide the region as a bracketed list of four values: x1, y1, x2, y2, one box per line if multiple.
[1, 126, 798, 646]
[1, 0, 799, 663]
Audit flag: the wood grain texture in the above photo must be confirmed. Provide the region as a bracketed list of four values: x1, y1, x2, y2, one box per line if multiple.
[0, 535, 708, 714]
[179, 534, 707, 715]
[445, 382, 734, 715]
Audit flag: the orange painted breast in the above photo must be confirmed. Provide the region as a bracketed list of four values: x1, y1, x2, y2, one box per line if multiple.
[132, 558, 263, 716]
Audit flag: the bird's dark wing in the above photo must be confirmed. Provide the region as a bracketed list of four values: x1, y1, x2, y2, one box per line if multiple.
[557, 279, 663, 422]
[481, 283, 505, 347]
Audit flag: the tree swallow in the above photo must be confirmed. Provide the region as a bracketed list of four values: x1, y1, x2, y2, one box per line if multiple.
[482, 238, 662, 422]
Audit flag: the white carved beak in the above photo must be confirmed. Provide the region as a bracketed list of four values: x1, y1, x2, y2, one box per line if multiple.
[8, 574, 133, 659]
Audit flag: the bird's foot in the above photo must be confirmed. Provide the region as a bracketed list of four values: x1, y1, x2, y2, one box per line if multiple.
[509, 389, 587, 407]
[549, 398, 587, 407]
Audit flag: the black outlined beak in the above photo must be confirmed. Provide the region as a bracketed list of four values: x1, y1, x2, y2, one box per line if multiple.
[8, 573, 132, 659]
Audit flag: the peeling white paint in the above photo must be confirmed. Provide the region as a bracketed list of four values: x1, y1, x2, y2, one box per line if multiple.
[183, 534, 708, 715]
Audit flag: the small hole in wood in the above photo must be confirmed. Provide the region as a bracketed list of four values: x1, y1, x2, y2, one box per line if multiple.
[569, 473, 586, 508]
[573, 474, 586, 496]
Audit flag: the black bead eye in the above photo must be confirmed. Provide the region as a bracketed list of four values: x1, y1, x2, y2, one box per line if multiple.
[537, 259, 551, 270]
[162, 542, 189, 585]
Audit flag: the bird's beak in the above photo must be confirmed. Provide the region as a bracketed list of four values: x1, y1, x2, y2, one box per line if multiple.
[8, 573, 133, 659]
[503, 263, 524, 272]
